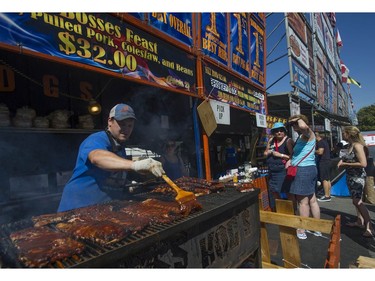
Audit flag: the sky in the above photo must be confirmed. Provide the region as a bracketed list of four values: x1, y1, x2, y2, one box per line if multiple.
[266, 12, 375, 112]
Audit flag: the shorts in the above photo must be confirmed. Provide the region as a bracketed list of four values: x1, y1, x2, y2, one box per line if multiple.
[318, 160, 331, 181]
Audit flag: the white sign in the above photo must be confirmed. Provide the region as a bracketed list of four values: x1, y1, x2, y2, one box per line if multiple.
[364, 134, 375, 147]
[209, 100, 230, 125]
[256, 113, 267, 128]
[324, 118, 331, 132]
[288, 27, 309, 69]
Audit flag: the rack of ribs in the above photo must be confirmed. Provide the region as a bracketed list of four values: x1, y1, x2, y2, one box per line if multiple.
[9, 226, 85, 268]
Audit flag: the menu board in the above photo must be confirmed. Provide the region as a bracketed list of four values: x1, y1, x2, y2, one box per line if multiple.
[0, 13, 197, 94]
[202, 61, 266, 114]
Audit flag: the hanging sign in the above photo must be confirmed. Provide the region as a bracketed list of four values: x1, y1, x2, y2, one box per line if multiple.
[197, 99, 217, 137]
[209, 99, 230, 125]
[256, 113, 267, 128]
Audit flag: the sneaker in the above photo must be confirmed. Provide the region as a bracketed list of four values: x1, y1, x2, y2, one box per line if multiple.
[318, 196, 331, 202]
[313, 231, 322, 237]
[297, 229, 307, 240]
[306, 230, 323, 237]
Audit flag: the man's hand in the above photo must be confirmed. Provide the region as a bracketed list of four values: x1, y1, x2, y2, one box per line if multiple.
[132, 158, 165, 177]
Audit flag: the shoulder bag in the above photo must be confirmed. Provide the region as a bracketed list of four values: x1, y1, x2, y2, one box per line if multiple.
[286, 143, 315, 181]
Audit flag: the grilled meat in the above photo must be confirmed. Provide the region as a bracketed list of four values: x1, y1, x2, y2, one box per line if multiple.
[151, 176, 224, 196]
[56, 220, 130, 246]
[9, 226, 85, 268]
[120, 199, 184, 224]
[8, 196, 202, 267]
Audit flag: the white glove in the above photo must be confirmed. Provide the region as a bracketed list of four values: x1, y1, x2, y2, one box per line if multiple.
[132, 158, 165, 177]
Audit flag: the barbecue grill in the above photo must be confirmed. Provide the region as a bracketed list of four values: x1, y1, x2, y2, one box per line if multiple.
[0, 188, 260, 268]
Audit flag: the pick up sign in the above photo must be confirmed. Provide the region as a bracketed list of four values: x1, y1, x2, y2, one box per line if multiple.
[209, 100, 230, 125]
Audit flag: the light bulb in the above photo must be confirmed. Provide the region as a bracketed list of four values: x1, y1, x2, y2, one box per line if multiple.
[88, 100, 102, 115]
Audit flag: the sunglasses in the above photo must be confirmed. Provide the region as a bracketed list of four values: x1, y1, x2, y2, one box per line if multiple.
[289, 121, 298, 126]
[272, 129, 285, 133]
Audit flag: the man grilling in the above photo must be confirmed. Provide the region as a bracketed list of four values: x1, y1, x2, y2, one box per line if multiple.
[58, 103, 165, 212]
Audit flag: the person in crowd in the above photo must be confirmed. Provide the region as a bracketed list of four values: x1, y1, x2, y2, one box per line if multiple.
[338, 126, 374, 237]
[160, 140, 188, 180]
[332, 140, 349, 158]
[58, 103, 165, 212]
[315, 132, 333, 202]
[264, 122, 294, 211]
[286, 114, 320, 239]
[221, 137, 239, 172]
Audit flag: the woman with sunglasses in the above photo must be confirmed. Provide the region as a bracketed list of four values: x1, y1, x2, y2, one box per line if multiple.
[264, 122, 294, 211]
[287, 114, 321, 239]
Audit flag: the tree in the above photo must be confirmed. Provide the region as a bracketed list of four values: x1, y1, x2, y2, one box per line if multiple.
[357, 104, 375, 131]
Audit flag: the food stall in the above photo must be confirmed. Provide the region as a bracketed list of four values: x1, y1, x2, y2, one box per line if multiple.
[0, 12, 268, 221]
[0, 13, 267, 267]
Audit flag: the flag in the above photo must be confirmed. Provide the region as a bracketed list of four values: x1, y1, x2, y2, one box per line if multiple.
[336, 29, 343, 47]
[328, 13, 336, 28]
[347, 76, 362, 88]
[340, 60, 349, 83]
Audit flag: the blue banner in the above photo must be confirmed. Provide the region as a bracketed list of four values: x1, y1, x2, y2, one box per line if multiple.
[202, 61, 266, 114]
[149, 13, 193, 46]
[291, 59, 311, 94]
[0, 13, 197, 94]
[250, 18, 265, 89]
[230, 13, 250, 78]
[201, 13, 228, 66]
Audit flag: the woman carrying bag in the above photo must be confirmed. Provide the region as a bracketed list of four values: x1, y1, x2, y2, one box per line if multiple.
[287, 114, 321, 240]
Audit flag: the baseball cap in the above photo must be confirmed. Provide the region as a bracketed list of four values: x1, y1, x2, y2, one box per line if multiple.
[109, 104, 136, 121]
[271, 122, 286, 131]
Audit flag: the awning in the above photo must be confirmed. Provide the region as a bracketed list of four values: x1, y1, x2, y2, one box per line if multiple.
[314, 109, 351, 125]
[267, 92, 351, 126]
[267, 92, 315, 120]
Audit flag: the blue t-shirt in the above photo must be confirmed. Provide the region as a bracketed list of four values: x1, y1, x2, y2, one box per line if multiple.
[58, 131, 127, 212]
[291, 136, 316, 167]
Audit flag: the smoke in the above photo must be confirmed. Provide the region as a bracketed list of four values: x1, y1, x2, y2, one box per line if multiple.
[0, 131, 84, 223]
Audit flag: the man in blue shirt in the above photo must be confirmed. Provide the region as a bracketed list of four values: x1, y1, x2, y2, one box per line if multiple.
[58, 103, 165, 212]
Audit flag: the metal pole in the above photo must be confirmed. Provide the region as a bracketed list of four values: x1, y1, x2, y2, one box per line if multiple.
[193, 98, 203, 178]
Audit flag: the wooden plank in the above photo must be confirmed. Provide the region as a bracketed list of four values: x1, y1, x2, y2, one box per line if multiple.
[260, 210, 334, 234]
[356, 256, 375, 268]
[276, 199, 301, 268]
[260, 221, 271, 263]
[325, 215, 341, 268]
[262, 261, 284, 268]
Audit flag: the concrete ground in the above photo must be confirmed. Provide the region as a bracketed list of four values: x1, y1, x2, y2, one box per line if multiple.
[266, 195, 375, 268]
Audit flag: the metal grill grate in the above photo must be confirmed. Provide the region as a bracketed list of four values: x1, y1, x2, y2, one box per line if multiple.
[0, 188, 259, 268]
